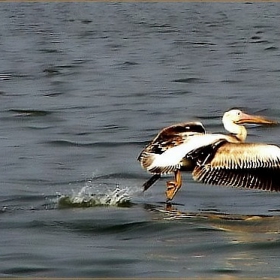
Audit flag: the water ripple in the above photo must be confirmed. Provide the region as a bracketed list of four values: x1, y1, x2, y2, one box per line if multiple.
[9, 109, 52, 117]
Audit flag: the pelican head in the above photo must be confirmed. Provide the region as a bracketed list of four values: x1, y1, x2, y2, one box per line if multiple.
[222, 109, 277, 142]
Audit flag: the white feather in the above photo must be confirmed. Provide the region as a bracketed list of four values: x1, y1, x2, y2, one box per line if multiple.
[148, 134, 228, 172]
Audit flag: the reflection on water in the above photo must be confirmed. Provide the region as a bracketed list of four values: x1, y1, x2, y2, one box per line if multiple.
[144, 203, 280, 277]
[147, 202, 280, 234]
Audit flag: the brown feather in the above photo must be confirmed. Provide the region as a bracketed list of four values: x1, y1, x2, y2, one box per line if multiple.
[143, 122, 205, 155]
[137, 122, 205, 172]
[208, 142, 280, 169]
[192, 142, 280, 191]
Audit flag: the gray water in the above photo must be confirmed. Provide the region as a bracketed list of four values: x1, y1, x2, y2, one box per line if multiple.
[1, 2, 280, 277]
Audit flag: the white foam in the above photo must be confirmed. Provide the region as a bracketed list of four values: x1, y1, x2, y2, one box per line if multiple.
[57, 181, 136, 208]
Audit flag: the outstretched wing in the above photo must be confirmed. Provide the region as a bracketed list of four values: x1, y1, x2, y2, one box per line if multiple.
[192, 142, 280, 191]
[139, 122, 206, 156]
[138, 122, 206, 173]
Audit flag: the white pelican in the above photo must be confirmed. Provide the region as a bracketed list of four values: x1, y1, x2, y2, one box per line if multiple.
[138, 109, 278, 201]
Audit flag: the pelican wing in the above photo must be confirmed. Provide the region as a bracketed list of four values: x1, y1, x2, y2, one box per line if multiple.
[192, 142, 280, 191]
[138, 122, 206, 173]
[141, 122, 206, 155]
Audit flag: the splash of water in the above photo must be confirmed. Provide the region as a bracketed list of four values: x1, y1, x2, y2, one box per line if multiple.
[57, 182, 136, 208]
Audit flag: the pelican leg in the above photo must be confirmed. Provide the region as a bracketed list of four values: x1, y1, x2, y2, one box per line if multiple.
[165, 170, 182, 201]
[143, 174, 161, 192]
[165, 202, 175, 211]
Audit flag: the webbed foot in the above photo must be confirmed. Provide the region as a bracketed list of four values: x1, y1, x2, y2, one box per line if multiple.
[165, 170, 182, 201]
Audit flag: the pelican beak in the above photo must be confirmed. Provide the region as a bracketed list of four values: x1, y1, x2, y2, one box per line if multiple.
[236, 112, 278, 125]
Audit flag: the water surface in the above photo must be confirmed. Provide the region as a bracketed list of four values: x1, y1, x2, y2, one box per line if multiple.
[1, 2, 280, 278]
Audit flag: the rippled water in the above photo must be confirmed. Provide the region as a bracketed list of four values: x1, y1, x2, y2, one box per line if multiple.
[1, 2, 280, 277]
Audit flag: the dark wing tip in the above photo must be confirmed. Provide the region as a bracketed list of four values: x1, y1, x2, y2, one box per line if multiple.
[193, 166, 280, 192]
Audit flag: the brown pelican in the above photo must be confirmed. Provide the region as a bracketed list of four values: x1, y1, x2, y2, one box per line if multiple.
[138, 109, 278, 202]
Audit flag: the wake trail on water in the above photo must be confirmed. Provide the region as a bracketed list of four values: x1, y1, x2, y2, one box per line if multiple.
[57, 180, 142, 208]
